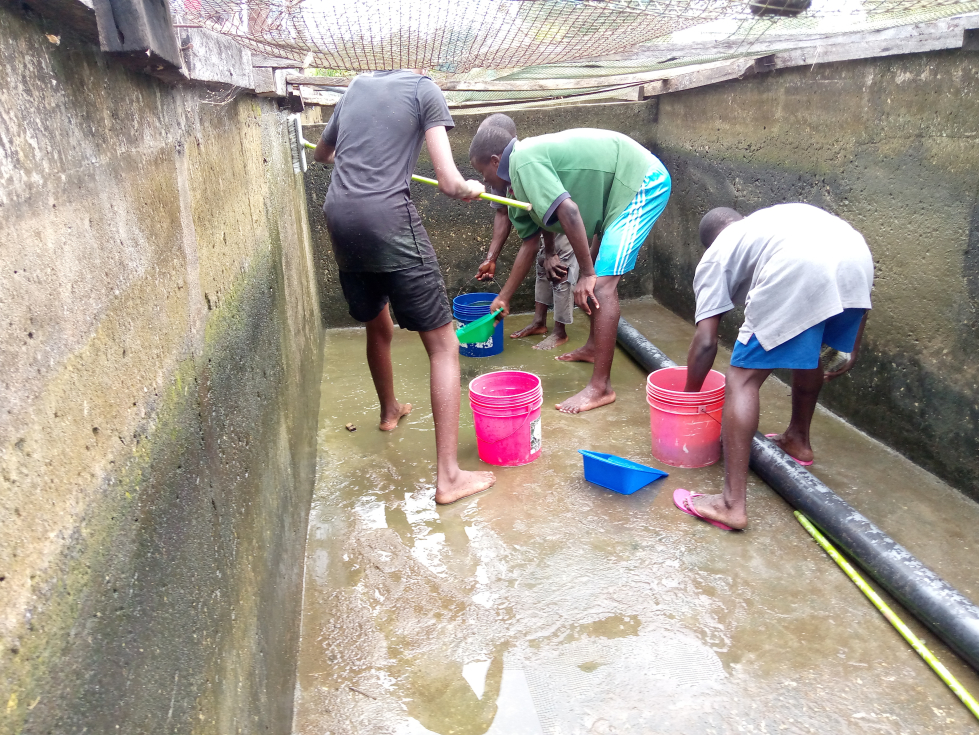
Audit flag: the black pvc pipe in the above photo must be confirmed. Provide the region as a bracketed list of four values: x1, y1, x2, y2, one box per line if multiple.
[617, 316, 979, 672]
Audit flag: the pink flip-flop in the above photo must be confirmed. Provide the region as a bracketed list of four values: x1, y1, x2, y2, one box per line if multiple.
[672, 488, 736, 531]
[764, 434, 813, 466]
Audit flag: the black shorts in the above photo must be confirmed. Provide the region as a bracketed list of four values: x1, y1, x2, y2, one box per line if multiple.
[338, 260, 452, 332]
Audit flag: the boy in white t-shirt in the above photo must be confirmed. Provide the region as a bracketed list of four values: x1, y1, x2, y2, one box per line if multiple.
[673, 204, 874, 531]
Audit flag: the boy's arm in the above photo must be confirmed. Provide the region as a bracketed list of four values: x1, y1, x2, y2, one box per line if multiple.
[477, 207, 512, 281]
[553, 199, 598, 314]
[824, 311, 869, 382]
[684, 315, 722, 392]
[425, 126, 484, 201]
[490, 235, 541, 317]
[313, 138, 335, 164]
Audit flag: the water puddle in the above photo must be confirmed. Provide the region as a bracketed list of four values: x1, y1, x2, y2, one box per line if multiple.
[294, 301, 979, 734]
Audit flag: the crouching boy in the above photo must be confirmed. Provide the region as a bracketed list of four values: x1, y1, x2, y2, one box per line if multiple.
[674, 204, 873, 530]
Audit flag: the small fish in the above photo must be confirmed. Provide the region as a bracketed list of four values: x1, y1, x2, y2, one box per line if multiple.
[820, 346, 851, 373]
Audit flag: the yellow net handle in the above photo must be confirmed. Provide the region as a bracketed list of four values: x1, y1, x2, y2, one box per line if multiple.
[411, 175, 532, 211]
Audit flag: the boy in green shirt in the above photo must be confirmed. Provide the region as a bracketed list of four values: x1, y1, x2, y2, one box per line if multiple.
[470, 127, 671, 413]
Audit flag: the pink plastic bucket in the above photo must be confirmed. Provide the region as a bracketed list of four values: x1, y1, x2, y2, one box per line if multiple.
[469, 371, 543, 466]
[646, 367, 725, 468]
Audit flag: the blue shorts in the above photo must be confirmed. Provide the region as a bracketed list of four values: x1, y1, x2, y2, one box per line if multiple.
[593, 162, 671, 277]
[730, 308, 866, 370]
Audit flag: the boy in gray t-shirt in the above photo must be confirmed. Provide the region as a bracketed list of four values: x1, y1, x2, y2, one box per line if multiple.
[673, 204, 873, 531]
[314, 70, 495, 504]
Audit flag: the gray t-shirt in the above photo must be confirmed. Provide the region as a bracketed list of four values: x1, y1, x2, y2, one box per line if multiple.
[693, 203, 874, 350]
[321, 71, 454, 272]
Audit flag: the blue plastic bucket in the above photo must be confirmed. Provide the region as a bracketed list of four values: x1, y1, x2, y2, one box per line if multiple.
[453, 293, 503, 357]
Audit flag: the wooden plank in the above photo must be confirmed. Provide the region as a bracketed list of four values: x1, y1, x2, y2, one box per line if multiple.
[767, 28, 969, 70]
[438, 65, 702, 91]
[254, 67, 276, 95]
[286, 74, 355, 87]
[252, 54, 306, 68]
[92, 0, 183, 70]
[180, 28, 253, 89]
[642, 56, 757, 96]
[601, 13, 979, 62]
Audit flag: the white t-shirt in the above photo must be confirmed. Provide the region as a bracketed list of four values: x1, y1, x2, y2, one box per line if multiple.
[693, 204, 874, 350]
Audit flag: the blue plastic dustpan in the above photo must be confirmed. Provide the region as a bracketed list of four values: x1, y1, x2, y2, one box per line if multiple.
[578, 450, 669, 495]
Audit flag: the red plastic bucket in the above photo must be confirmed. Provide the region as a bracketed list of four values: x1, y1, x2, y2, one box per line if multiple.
[469, 371, 543, 466]
[646, 367, 725, 468]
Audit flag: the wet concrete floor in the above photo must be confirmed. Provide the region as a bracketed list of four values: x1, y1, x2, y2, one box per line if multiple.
[294, 298, 979, 735]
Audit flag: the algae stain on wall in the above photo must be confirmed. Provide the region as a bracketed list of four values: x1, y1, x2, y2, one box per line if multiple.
[1, 5, 322, 733]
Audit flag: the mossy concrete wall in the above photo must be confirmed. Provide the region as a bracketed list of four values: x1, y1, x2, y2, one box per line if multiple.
[304, 103, 659, 326]
[1, 5, 322, 734]
[650, 49, 979, 500]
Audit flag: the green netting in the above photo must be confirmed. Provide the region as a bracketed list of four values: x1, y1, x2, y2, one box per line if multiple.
[172, 0, 979, 85]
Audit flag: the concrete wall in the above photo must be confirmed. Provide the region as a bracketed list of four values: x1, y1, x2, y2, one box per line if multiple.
[304, 103, 660, 326]
[0, 5, 322, 734]
[651, 49, 979, 500]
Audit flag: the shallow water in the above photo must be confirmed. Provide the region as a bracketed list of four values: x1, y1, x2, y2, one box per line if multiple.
[294, 298, 979, 735]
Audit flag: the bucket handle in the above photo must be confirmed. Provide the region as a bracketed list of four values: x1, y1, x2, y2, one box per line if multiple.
[455, 274, 503, 300]
[475, 405, 540, 445]
[698, 404, 723, 426]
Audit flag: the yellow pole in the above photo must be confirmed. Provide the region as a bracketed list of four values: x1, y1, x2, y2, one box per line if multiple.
[410, 174, 533, 211]
[794, 511, 979, 722]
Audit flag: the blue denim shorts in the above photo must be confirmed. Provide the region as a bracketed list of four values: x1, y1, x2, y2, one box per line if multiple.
[730, 308, 866, 370]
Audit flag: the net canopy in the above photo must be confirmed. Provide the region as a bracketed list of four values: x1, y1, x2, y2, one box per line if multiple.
[173, 0, 979, 82]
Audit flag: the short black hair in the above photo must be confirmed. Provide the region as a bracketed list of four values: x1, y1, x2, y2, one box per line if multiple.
[699, 207, 743, 247]
[469, 125, 515, 165]
[478, 113, 516, 137]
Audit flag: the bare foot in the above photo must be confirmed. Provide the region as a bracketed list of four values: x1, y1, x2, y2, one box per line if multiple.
[379, 402, 412, 431]
[555, 385, 616, 414]
[691, 493, 748, 530]
[511, 323, 547, 339]
[534, 332, 568, 350]
[435, 470, 497, 504]
[767, 432, 814, 464]
[556, 344, 595, 363]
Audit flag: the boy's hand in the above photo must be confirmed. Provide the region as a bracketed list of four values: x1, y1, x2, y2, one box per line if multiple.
[575, 275, 599, 315]
[476, 260, 496, 281]
[459, 180, 485, 201]
[543, 254, 568, 284]
[824, 355, 858, 382]
[490, 296, 510, 318]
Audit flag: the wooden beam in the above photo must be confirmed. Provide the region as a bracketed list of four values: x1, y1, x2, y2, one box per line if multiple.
[252, 54, 307, 67]
[286, 74, 355, 87]
[92, 0, 184, 73]
[642, 56, 758, 96]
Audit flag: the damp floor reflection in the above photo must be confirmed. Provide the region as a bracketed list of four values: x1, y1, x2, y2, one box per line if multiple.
[293, 298, 979, 735]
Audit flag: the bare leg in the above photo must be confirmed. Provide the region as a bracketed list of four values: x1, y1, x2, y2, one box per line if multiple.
[365, 307, 412, 431]
[418, 322, 496, 504]
[768, 366, 823, 463]
[535, 321, 568, 350]
[555, 313, 596, 362]
[555, 276, 620, 413]
[691, 366, 771, 530]
[511, 302, 549, 339]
